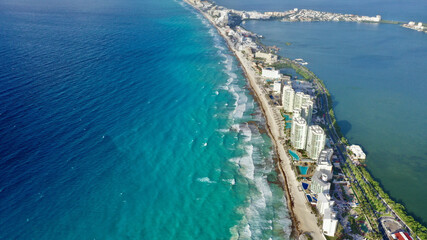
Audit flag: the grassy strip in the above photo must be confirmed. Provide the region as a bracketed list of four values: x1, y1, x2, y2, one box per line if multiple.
[357, 167, 427, 239]
[257, 39, 427, 238]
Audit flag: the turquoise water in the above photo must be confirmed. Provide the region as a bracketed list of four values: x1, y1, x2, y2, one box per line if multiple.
[0, 0, 292, 238]
[288, 150, 299, 161]
[215, 0, 427, 224]
[283, 114, 291, 121]
[298, 166, 308, 175]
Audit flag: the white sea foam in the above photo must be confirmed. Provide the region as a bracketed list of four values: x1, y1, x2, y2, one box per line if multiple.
[197, 177, 215, 184]
[223, 178, 236, 185]
[177, 1, 292, 237]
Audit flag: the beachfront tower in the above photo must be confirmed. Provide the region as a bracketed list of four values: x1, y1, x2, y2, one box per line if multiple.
[293, 92, 305, 110]
[306, 125, 326, 159]
[323, 209, 338, 236]
[261, 67, 281, 79]
[317, 149, 333, 174]
[300, 100, 314, 125]
[273, 80, 282, 94]
[293, 92, 311, 111]
[311, 169, 331, 194]
[291, 116, 307, 150]
[293, 109, 301, 118]
[302, 94, 311, 105]
[282, 85, 295, 112]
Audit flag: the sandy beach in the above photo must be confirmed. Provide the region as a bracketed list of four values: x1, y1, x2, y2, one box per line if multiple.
[184, 0, 325, 238]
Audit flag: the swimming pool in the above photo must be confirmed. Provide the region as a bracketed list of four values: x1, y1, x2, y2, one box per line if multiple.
[285, 123, 292, 129]
[302, 182, 309, 190]
[298, 166, 308, 175]
[289, 150, 299, 161]
[306, 195, 313, 202]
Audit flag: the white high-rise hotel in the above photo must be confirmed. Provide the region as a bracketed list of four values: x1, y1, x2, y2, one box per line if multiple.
[300, 100, 314, 125]
[282, 86, 313, 124]
[306, 125, 326, 159]
[282, 85, 294, 112]
[291, 116, 308, 149]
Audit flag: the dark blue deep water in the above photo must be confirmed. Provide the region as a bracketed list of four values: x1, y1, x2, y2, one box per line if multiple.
[0, 0, 292, 239]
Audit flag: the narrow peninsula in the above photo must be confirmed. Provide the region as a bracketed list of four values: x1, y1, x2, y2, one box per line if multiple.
[184, 0, 427, 239]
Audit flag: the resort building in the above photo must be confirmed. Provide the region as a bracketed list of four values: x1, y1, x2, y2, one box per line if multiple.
[293, 92, 305, 110]
[261, 67, 281, 79]
[302, 94, 311, 105]
[291, 116, 308, 150]
[347, 145, 366, 161]
[283, 75, 291, 82]
[323, 208, 338, 236]
[293, 92, 311, 111]
[300, 100, 314, 125]
[311, 169, 331, 194]
[317, 148, 333, 174]
[293, 109, 301, 119]
[317, 192, 334, 215]
[306, 125, 326, 160]
[282, 85, 295, 112]
[255, 51, 278, 64]
[273, 80, 282, 94]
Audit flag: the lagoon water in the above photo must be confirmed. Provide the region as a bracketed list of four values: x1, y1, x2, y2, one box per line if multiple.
[0, 0, 292, 239]
[215, 0, 427, 224]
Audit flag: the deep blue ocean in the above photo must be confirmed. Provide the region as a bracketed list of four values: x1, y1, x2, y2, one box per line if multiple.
[0, 0, 292, 239]
[215, 0, 427, 224]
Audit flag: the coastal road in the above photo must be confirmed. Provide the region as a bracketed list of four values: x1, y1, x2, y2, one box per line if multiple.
[302, 63, 417, 238]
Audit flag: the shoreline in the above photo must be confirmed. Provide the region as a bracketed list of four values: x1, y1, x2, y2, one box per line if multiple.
[183, 0, 427, 239]
[183, 0, 324, 238]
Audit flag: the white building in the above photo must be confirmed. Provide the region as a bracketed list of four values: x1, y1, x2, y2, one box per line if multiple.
[273, 80, 282, 94]
[302, 94, 311, 105]
[317, 148, 333, 174]
[306, 125, 326, 160]
[317, 191, 334, 215]
[310, 170, 331, 194]
[255, 51, 278, 64]
[291, 116, 307, 150]
[323, 208, 338, 236]
[347, 145, 366, 160]
[300, 100, 313, 125]
[293, 109, 301, 118]
[261, 67, 281, 79]
[293, 92, 311, 111]
[282, 85, 295, 112]
[293, 92, 305, 110]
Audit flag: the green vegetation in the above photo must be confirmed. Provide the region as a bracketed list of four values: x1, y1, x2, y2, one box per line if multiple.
[341, 165, 380, 232]
[325, 223, 352, 240]
[344, 163, 427, 239]
[285, 42, 292, 46]
[349, 216, 362, 235]
[275, 53, 427, 238]
[340, 185, 350, 202]
[253, 57, 265, 61]
[357, 166, 427, 239]
[269, 62, 291, 69]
